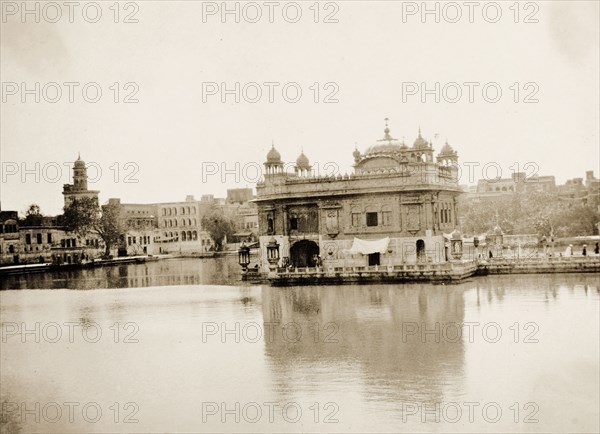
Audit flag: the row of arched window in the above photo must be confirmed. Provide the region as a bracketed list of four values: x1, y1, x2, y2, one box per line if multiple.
[439, 203, 453, 224]
[162, 206, 197, 216]
[163, 218, 197, 228]
[163, 231, 198, 241]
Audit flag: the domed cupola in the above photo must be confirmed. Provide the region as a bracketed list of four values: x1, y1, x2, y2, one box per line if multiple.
[294, 149, 311, 177]
[436, 140, 459, 165]
[413, 128, 429, 149]
[266, 144, 282, 163]
[74, 152, 85, 168]
[364, 118, 403, 155]
[264, 142, 284, 174]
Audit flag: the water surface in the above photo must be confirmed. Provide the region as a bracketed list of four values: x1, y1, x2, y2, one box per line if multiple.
[1, 259, 598, 433]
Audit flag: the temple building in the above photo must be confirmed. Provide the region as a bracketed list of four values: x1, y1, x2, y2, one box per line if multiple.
[254, 121, 464, 276]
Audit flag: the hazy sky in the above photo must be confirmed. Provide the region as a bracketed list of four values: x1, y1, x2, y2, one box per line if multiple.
[1, 1, 599, 215]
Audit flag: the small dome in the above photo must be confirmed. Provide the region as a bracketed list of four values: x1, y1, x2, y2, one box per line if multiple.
[493, 225, 503, 235]
[296, 151, 310, 169]
[438, 142, 456, 156]
[451, 229, 462, 240]
[353, 148, 361, 159]
[74, 153, 85, 167]
[266, 145, 282, 163]
[439, 142, 455, 155]
[413, 129, 429, 149]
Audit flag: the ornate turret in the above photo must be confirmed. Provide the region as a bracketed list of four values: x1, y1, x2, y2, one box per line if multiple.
[294, 149, 311, 177]
[437, 140, 459, 166]
[413, 127, 429, 149]
[264, 142, 284, 175]
[72, 153, 88, 191]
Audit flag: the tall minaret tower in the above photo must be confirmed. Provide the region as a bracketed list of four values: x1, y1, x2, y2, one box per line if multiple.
[62, 154, 99, 208]
[72, 153, 88, 191]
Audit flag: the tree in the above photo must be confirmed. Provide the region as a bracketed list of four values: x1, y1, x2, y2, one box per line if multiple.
[459, 190, 600, 237]
[63, 197, 126, 258]
[201, 206, 235, 251]
[23, 204, 43, 226]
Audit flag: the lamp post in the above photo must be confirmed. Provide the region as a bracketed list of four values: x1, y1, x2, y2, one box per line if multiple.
[450, 229, 463, 260]
[266, 237, 280, 277]
[238, 242, 250, 276]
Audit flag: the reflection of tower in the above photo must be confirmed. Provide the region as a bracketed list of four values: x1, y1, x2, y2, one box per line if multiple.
[62, 154, 100, 208]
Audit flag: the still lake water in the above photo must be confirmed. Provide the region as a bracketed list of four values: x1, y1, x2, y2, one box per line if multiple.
[1, 257, 598, 433]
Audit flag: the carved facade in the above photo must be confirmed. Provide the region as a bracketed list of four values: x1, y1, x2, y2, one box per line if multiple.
[255, 123, 463, 272]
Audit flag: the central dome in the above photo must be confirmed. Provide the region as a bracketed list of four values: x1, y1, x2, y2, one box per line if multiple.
[365, 143, 403, 155]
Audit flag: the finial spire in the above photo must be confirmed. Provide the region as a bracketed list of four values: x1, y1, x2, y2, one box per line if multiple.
[77, 152, 81, 160]
[383, 117, 392, 140]
[418, 126, 422, 137]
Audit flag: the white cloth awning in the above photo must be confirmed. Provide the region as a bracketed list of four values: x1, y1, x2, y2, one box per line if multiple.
[348, 237, 390, 255]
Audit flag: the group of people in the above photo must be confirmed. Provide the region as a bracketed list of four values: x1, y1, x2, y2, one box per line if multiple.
[564, 243, 599, 256]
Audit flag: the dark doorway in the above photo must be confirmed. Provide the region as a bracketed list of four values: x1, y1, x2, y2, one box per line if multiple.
[416, 239, 426, 262]
[368, 252, 380, 266]
[290, 240, 319, 267]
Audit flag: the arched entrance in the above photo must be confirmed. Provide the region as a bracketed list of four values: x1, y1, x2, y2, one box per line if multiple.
[416, 239, 426, 262]
[290, 240, 319, 268]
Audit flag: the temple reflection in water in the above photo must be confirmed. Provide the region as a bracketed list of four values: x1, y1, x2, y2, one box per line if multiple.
[261, 283, 467, 404]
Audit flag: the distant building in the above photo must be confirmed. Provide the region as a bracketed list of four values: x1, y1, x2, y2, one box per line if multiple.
[473, 172, 556, 199]
[558, 171, 599, 209]
[0, 209, 103, 266]
[254, 124, 463, 272]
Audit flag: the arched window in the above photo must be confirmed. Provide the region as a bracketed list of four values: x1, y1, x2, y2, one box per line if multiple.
[187, 231, 192, 241]
[187, 207, 191, 215]
[173, 207, 177, 215]
[382, 205, 392, 226]
[182, 231, 187, 241]
[192, 231, 198, 240]
[181, 207, 185, 215]
[182, 219, 186, 227]
[188, 218, 192, 226]
[351, 207, 361, 227]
